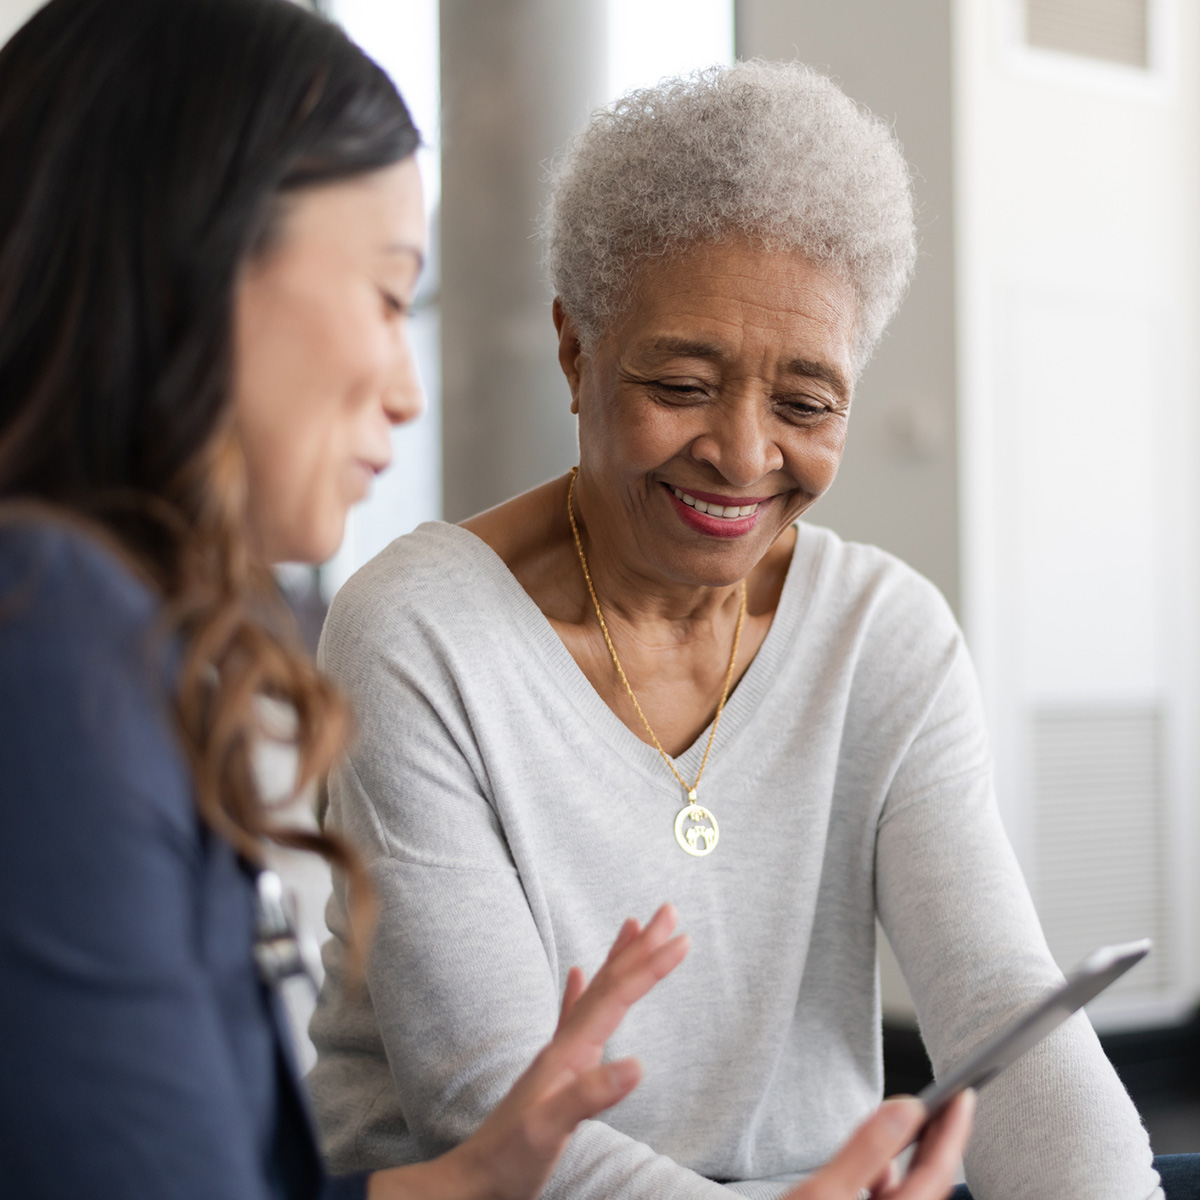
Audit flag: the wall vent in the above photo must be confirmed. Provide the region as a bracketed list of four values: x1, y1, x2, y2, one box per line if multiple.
[1026, 0, 1149, 68]
[1030, 706, 1168, 1000]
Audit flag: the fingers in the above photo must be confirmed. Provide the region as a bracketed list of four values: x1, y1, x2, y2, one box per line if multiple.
[556, 905, 688, 1045]
[556, 966, 586, 1030]
[457, 1058, 645, 1200]
[603, 917, 642, 965]
[446, 911, 683, 1200]
[585, 904, 686, 1007]
[516, 906, 688, 1107]
[558, 912, 646, 1030]
[559, 935, 689, 1051]
[794, 1098, 927, 1200]
[868, 1159, 900, 1199]
[522, 1058, 643, 1152]
[892, 1090, 974, 1200]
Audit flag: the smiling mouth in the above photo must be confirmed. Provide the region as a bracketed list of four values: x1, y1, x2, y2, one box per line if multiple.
[669, 486, 764, 520]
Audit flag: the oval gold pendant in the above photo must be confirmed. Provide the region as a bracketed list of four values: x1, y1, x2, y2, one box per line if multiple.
[674, 803, 719, 857]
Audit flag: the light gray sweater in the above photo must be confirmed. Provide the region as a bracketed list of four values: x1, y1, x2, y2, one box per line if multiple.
[308, 521, 1160, 1200]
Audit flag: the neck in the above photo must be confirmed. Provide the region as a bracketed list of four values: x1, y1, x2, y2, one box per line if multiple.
[569, 471, 744, 638]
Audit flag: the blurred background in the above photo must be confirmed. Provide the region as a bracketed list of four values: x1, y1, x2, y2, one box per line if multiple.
[1, 0, 1196, 1153]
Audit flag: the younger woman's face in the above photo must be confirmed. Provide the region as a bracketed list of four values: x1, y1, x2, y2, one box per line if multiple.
[232, 157, 426, 564]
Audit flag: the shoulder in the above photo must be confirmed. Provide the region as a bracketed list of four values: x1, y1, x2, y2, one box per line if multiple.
[799, 522, 955, 625]
[330, 521, 498, 610]
[0, 514, 191, 835]
[793, 522, 963, 676]
[0, 513, 168, 719]
[320, 521, 520, 675]
[0, 512, 158, 636]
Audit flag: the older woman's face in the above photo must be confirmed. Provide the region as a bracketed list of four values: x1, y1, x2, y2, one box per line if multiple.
[563, 237, 857, 586]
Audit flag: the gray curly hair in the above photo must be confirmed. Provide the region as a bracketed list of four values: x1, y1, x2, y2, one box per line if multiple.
[542, 60, 917, 375]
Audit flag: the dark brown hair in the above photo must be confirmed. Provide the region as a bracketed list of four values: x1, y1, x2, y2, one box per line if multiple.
[0, 0, 419, 882]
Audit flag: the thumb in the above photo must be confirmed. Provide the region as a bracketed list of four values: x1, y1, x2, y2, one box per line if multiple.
[787, 1099, 926, 1200]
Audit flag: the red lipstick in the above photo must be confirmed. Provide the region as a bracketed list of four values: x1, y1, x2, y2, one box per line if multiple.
[661, 482, 772, 539]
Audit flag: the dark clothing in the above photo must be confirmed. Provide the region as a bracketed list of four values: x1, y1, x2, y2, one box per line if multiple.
[0, 521, 366, 1200]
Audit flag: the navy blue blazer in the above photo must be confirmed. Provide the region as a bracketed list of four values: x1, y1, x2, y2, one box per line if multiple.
[0, 521, 366, 1200]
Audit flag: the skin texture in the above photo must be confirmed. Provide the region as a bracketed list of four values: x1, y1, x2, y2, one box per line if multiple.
[232, 157, 426, 564]
[465, 237, 858, 756]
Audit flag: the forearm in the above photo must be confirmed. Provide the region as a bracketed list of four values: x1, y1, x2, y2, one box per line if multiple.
[367, 1136, 737, 1200]
[874, 640, 1161, 1199]
[539, 1118, 742, 1200]
[878, 789, 1161, 1200]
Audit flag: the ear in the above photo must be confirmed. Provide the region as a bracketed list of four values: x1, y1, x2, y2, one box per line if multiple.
[553, 297, 584, 415]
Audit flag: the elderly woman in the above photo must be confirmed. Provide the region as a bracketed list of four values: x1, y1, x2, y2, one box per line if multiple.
[308, 64, 1160, 1199]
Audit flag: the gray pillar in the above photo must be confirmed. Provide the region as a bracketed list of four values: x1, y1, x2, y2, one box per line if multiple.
[439, 0, 607, 521]
[737, 1, 960, 615]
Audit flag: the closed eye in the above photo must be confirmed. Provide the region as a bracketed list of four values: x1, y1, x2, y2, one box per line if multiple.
[380, 289, 410, 318]
[777, 394, 836, 420]
[653, 382, 709, 400]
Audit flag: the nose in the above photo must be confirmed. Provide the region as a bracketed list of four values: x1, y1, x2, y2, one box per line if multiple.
[383, 325, 424, 427]
[688, 387, 782, 486]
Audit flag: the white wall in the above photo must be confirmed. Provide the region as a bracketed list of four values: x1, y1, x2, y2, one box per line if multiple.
[738, 0, 1200, 1030]
[956, 0, 1200, 1027]
[322, 0, 444, 594]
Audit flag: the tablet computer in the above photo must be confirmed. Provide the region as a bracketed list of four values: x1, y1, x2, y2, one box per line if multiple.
[916, 938, 1151, 1117]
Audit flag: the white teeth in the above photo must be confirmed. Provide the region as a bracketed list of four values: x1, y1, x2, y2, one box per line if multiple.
[670, 486, 760, 519]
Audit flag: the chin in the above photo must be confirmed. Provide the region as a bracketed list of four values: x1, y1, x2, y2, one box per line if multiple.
[308, 527, 346, 567]
[268, 519, 346, 568]
[657, 544, 763, 590]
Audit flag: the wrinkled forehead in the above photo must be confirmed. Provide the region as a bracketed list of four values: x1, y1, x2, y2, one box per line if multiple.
[592, 236, 859, 391]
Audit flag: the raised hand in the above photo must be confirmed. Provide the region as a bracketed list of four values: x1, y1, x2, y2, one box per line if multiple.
[369, 904, 689, 1200]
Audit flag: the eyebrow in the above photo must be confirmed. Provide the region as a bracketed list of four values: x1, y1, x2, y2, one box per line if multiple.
[647, 337, 724, 359]
[781, 357, 850, 401]
[381, 243, 425, 270]
[645, 337, 850, 401]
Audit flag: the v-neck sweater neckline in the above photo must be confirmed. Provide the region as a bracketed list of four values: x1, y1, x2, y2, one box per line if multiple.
[427, 520, 825, 792]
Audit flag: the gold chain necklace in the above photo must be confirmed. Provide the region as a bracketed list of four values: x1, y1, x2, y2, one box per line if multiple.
[566, 467, 746, 857]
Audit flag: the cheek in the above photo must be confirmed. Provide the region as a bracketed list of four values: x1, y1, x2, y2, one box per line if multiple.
[234, 327, 382, 560]
[582, 385, 689, 474]
[791, 422, 848, 491]
[293, 298, 391, 409]
[279, 322, 390, 468]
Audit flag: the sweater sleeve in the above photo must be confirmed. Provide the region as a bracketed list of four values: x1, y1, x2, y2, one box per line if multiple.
[0, 531, 280, 1200]
[875, 635, 1161, 1200]
[313, 606, 738, 1200]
